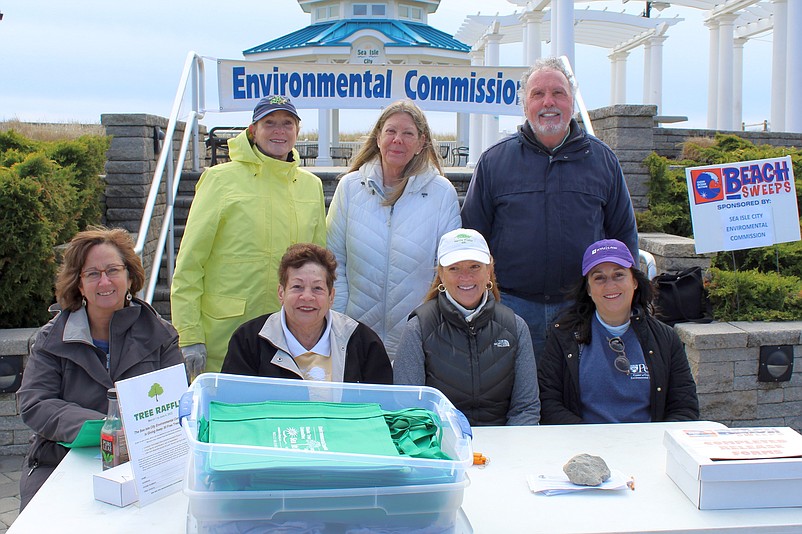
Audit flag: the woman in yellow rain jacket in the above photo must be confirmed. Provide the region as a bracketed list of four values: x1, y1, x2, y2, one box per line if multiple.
[171, 95, 326, 374]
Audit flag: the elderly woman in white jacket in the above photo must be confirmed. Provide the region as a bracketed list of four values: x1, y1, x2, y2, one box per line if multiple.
[326, 100, 460, 360]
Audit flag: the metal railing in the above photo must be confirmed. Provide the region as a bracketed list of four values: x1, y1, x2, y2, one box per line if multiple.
[133, 51, 205, 303]
[560, 55, 594, 137]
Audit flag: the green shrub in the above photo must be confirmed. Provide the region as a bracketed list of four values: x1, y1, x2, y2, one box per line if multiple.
[0, 171, 56, 328]
[0, 130, 109, 328]
[48, 135, 109, 230]
[636, 153, 693, 236]
[707, 268, 802, 321]
[711, 235, 802, 279]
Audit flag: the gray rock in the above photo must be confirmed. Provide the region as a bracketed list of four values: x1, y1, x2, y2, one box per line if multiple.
[563, 453, 611, 486]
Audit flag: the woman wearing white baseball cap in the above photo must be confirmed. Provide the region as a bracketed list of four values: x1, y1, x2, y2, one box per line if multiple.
[394, 228, 540, 426]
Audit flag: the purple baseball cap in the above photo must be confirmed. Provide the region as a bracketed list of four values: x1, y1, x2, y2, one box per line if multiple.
[581, 239, 634, 276]
[252, 95, 301, 123]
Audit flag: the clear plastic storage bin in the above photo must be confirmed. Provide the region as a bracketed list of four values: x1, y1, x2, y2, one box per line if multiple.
[185, 455, 470, 532]
[179, 373, 473, 493]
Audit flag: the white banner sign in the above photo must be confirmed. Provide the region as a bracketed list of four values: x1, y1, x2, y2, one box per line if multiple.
[685, 155, 800, 254]
[217, 59, 528, 115]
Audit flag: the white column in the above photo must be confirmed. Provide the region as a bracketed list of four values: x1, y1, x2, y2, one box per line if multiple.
[521, 10, 543, 66]
[468, 49, 484, 168]
[609, 51, 628, 105]
[457, 113, 470, 150]
[550, 0, 559, 57]
[716, 14, 738, 131]
[642, 41, 652, 104]
[483, 33, 502, 150]
[706, 20, 720, 129]
[649, 36, 666, 114]
[733, 37, 746, 130]
[771, 0, 788, 132]
[316, 109, 333, 166]
[610, 57, 617, 106]
[551, 0, 575, 68]
[786, 0, 802, 132]
[331, 109, 340, 145]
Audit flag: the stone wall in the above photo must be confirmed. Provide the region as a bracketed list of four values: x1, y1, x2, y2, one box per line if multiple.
[654, 128, 802, 160]
[676, 321, 802, 432]
[0, 330, 38, 455]
[637, 232, 713, 274]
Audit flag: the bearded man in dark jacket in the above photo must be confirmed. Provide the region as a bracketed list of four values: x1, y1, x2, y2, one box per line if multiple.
[461, 57, 638, 365]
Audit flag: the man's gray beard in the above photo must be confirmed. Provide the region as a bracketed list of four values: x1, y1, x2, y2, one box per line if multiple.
[528, 117, 569, 138]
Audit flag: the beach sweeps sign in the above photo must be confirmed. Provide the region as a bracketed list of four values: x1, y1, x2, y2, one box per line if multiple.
[686, 156, 800, 254]
[217, 59, 528, 115]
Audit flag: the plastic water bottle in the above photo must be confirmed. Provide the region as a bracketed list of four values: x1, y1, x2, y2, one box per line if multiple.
[100, 388, 129, 469]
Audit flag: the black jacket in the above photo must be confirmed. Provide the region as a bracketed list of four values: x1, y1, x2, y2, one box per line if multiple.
[538, 309, 699, 424]
[221, 310, 392, 384]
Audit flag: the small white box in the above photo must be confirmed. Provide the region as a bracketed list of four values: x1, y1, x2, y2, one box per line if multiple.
[664, 427, 802, 510]
[93, 462, 138, 507]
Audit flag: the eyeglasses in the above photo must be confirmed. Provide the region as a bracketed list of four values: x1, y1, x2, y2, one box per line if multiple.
[608, 337, 631, 375]
[81, 264, 126, 283]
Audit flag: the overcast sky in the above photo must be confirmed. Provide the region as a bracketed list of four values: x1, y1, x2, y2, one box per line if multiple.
[0, 0, 773, 134]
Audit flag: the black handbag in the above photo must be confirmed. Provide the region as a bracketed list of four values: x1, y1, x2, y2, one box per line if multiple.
[653, 266, 713, 326]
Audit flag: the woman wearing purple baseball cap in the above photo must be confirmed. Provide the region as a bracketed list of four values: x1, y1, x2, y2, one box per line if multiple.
[394, 229, 540, 426]
[538, 239, 699, 424]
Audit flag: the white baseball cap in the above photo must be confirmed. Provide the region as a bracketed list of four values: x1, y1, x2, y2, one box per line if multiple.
[437, 228, 491, 267]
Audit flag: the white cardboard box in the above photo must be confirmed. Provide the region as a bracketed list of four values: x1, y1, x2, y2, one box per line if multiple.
[93, 461, 138, 507]
[664, 427, 802, 510]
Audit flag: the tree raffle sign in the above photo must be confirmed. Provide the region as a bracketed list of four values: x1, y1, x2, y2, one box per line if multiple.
[685, 156, 800, 254]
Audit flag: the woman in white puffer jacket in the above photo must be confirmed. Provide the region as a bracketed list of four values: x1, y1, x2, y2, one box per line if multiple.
[326, 100, 460, 361]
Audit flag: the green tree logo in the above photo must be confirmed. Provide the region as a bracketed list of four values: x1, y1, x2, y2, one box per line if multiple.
[148, 383, 165, 402]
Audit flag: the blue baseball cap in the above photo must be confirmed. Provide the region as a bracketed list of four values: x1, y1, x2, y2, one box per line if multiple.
[252, 95, 301, 123]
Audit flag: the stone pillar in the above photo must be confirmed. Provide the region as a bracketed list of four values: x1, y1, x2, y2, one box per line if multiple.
[587, 105, 658, 211]
[101, 113, 204, 282]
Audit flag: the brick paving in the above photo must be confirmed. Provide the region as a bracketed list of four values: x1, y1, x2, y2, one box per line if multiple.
[0, 455, 23, 533]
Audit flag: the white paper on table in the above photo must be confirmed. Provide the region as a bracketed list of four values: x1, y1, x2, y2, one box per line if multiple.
[527, 469, 633, 495]
[115, 363, 189, 506]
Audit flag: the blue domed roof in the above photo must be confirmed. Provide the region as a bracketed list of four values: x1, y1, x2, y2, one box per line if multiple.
[244, 19, 470, 55]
